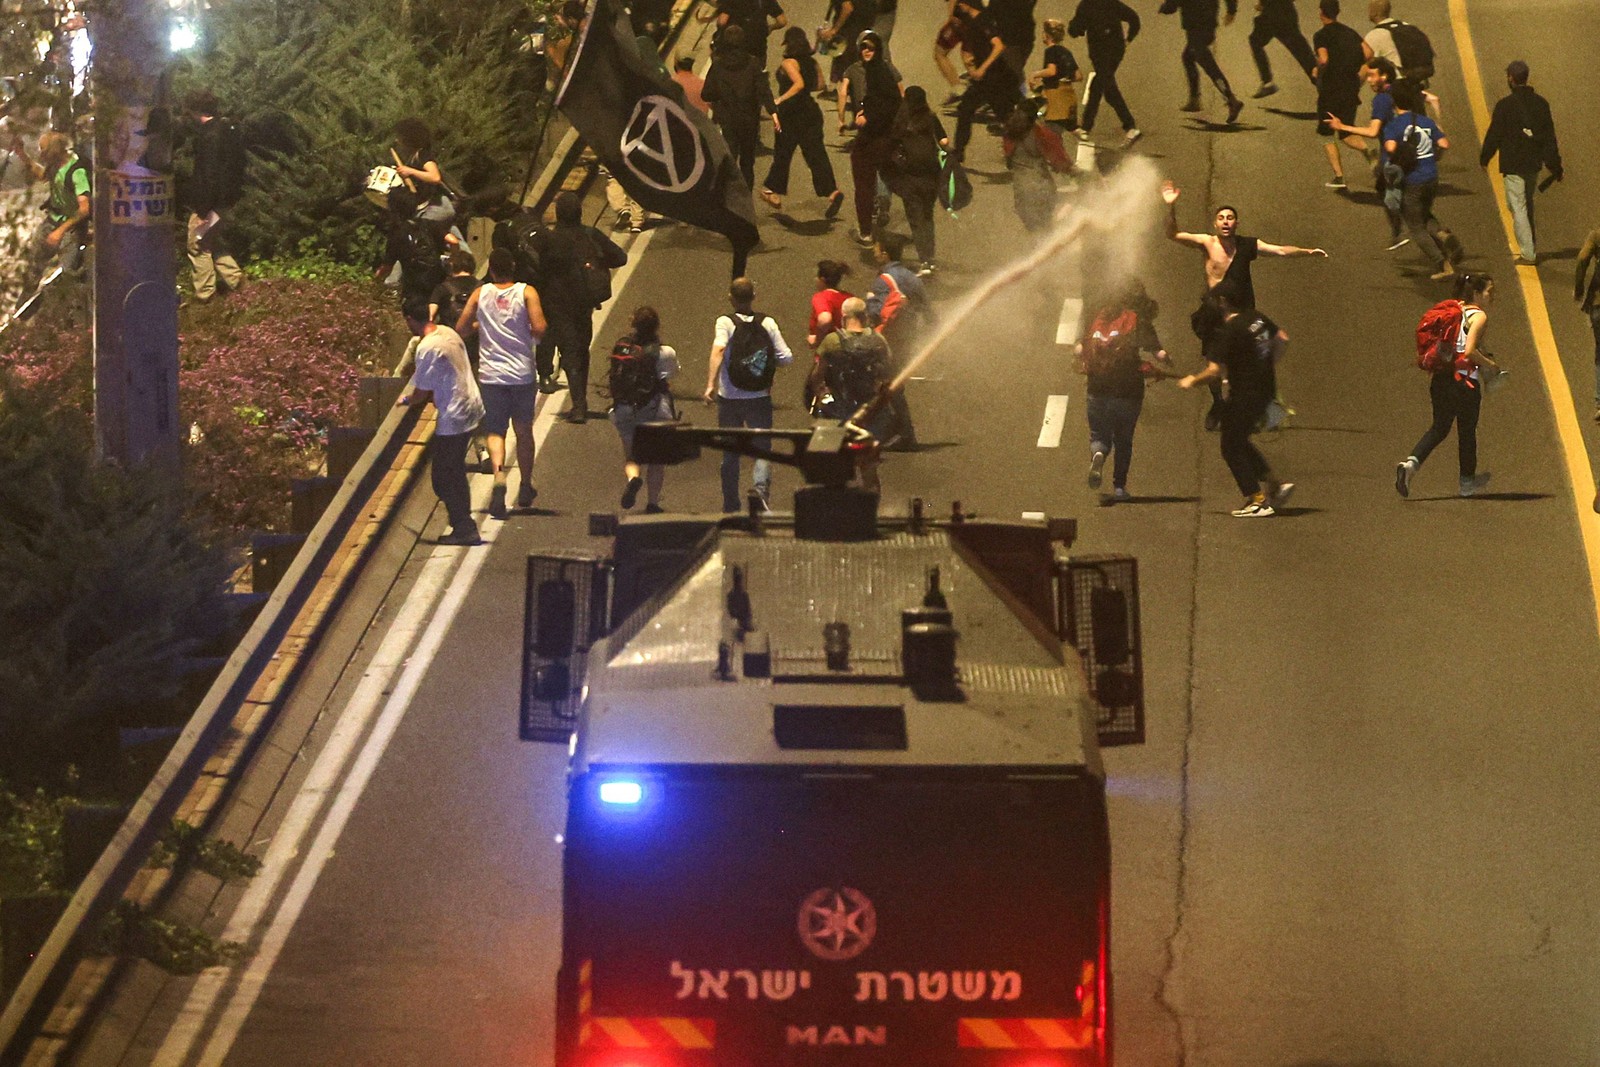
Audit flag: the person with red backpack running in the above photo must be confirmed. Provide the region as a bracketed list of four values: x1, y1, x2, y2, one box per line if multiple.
[1078, 281, 1169, 501]
[1395, 273, 1500, 498]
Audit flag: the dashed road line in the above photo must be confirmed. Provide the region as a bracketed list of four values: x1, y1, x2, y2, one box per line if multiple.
[1038, 394, 1070, 448]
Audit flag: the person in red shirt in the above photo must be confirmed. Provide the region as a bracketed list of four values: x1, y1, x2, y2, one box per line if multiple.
[809, 259, 853, 348]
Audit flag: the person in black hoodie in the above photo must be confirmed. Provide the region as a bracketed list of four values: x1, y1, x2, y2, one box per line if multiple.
[703, 25, 776, 190]
[1479, 60, 1563, 265]
[1159, 0, 1245, 125]
[1067, 0, 1141, 145]
[531, 191, 628, 422]
[839, 29, 902, 246]
[950, 0, 1021, 159]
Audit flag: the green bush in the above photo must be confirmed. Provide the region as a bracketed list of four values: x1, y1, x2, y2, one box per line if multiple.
[174, 0, 558, 264]
[0, 385, 232, 780]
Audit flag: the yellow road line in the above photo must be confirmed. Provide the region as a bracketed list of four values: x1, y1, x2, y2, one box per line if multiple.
[1449, 0, 1600, 638]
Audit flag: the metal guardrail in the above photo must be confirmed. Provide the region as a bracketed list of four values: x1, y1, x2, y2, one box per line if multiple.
[0, 2, 710, 1062]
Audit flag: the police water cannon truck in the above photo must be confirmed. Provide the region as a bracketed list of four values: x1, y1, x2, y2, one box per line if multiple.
[520, 422, 1145, 1067]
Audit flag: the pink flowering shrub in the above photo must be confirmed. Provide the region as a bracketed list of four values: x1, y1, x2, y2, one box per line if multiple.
[0, 278, 405, 534]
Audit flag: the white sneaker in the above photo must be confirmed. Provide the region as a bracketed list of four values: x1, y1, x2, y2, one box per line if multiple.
[1395, 457, 1417, 498]
[1386, 236, 1411, 251]
[1269, 481, 1296, 509]
[1088, 450, 1106, 489]
[1123, 128, 1142, 146]
[1459, 472, 1491, 498]
[1231, 499, 1276, 517]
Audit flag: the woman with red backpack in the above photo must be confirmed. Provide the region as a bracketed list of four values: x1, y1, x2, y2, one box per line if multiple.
[1078, 280, 1169, 501]
[1395, 273, 1501, 499]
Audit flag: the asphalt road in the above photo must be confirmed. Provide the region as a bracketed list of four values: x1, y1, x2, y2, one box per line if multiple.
[66, 1, 1600, 1065]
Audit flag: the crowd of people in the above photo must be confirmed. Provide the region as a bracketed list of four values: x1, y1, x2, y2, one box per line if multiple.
[384, 0, 1588, 539]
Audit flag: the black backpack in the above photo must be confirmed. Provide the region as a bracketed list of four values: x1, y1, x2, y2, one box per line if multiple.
[212, 121, 248, 208]
[492, 209, 543, 284]
[831, 331, 884, 410]
[724, 313, 777, 392]
[608, 336, 661, 407]
[1381, 19, 1435, 82]
[400, 220, 444, 291]
[435, 275, 475, 328]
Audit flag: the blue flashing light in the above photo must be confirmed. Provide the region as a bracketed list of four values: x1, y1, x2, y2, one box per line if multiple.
[598, 779, 644, 806]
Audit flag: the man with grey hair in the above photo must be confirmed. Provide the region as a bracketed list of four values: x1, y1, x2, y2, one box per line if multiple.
[810, 296, 891, 492]
[1480, 59, 1562, 266]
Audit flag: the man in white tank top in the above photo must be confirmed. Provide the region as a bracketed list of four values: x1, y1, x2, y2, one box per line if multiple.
[457, 248, 548, 519]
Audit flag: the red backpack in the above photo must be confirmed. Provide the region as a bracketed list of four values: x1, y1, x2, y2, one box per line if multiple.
[1078, 307, 1139, 377]
[1415, 299, 1464, 373]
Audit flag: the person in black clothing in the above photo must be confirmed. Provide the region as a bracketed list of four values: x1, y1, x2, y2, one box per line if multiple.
[374, 188, 445, 324]
[762, 26, 845, 216]
[883, 85, 949, 271]
[951, 0, 1021, 159]
[1313, 0, 1369, 191]
[1079, 281, 1169, 501]
[531, 191, 628, 423]
[1479, 60, 1563, 265]
[1160, 0, 1245, 125]
[1248, 0, 1316, 97]
[1179, 288, 1296, 516]
[839, 30, 902, 246]
[703, 26, 775, 191]
[715, 0, 786, 69]
[821, 0, 878, 88]
[1577, 224, 1600, 420]
[1068, 0, 1141, 144]
[183, 91, 247, 303]
[987, 0, 1038, 89]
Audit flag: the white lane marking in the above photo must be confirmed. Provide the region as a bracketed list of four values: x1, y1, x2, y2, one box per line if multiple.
[1038, 394, 1069, 448]
[1056, 296, 1083, 346]
[1022, 511, 1046, 521]
[159, 399, 573, 1064]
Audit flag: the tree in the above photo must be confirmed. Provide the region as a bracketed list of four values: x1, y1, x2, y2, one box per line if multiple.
[172, 0, 556, 263]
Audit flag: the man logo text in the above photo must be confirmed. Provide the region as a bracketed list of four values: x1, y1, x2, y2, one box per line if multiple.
[786, 1025, 887, 1047]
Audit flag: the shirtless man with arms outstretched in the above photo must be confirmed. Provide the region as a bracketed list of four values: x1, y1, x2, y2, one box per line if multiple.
[1162, 179, 1325, 426]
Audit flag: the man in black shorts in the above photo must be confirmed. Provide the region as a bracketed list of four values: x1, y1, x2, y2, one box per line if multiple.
[1159, 0, 1244, 125]
[1178, 288, 1296, 517]
[1312, 0, 1369, 190]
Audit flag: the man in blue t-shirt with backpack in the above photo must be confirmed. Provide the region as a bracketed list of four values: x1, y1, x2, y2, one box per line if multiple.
[704, 276, 795, 512]
[1383, 80, 1460, 281]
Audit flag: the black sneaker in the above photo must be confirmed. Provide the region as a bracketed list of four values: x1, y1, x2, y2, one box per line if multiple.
[538, 375, 561, 395]
[1252, 81, 1278, 99]
[517, 485, 537, 509]
[1225, 97, 1245, 125]
[488, 485, 508, 520]
[1204, 411, 1222, 433]
[644, 503, 665, 514]
[1180, 96, 1203, 113]
[621, 476, 643, 509]
[438, 525, 482, 546]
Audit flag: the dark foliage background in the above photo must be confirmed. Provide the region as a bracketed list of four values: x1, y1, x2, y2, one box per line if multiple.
[170, 0, 557, 264]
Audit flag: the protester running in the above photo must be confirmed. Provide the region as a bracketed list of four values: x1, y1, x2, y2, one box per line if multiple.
[1179, 288, 1297, 517]
[1160, 0, 1245, 126]
[607, 306, 679, 513]
[1248, 0, 1316, 98]
[1395, 273, 1500, 498]
[1067, 0, 1141, 145]
[1383, 81, 1459, 280]
[762, 26, 846, 218]
[1079, 281, 1169, 502]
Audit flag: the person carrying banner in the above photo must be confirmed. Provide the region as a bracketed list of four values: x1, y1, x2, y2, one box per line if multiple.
[556, 0, 760, 277]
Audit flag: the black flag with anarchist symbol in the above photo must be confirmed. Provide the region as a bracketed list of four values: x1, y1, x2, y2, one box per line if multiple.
[556, 0, 759, 262]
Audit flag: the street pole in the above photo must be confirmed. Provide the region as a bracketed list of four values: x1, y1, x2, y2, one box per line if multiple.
[93, 0, 180, 472]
